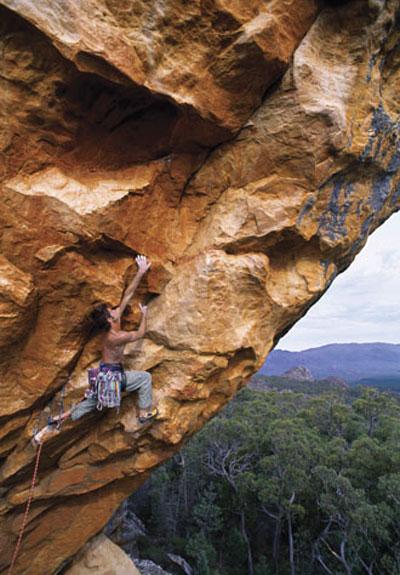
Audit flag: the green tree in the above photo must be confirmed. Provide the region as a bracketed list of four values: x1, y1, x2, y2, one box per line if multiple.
[256, 419, 321, 575]
[353, 388, 395, 437]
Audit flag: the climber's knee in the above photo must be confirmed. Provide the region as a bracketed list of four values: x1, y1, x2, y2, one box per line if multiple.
[70, 397, 97, 421]
[124, 370, 153, 410]
[124, 370, 152, 394]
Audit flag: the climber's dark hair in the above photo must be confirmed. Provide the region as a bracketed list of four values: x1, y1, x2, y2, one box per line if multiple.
[88, 303, 111, 332]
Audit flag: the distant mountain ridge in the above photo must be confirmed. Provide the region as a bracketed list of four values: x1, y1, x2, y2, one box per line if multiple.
[260, 343, 400, 382]
[283, 366, 314, 382]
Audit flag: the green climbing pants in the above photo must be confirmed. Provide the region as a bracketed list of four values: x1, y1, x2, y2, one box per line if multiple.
[71, 370, 152, 420]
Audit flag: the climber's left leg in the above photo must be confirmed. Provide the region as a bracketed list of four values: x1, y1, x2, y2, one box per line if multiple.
[31, 397, 93, 445]
[70, 396, 98, 421]
[32, 410, 71, 446]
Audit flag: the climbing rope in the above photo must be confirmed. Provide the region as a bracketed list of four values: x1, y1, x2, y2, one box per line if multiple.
[7, 441, 43, 574]
[8, 385, 68, 572]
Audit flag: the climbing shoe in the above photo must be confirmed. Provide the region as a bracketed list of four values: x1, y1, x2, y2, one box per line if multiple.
[139, 407, 159, 425]
[32, 423, 60, 447]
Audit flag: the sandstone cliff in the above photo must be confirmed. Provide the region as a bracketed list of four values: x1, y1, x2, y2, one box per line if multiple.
[0, 0, 399, 572]
[63, 535, 141, 575]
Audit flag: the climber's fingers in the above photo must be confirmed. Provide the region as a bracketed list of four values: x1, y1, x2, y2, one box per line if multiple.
[139, 303, 148, 315]
[135, 254, 151, 273]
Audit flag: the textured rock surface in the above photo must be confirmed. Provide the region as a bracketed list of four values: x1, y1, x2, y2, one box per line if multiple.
[105, 500, 146, 559]
[63, 534, 141, 575]
[0, 0, 399, 573]
[135, 559, 173, 575]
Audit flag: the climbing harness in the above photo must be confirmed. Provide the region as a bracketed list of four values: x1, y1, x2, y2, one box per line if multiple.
[7, 442, 43, 575]
[96, 370, 122, 410]
[91, 363, 125, 411]
[85, 367, 99, 400]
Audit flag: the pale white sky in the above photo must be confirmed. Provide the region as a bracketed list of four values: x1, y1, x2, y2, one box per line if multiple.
[279, 211, 400, 351]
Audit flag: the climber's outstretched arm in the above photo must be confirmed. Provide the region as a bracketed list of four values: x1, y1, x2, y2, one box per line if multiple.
[117, 255, 151, 319]
[134, 303, 148, 340]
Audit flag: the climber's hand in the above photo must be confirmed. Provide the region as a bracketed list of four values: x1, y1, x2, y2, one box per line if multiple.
[136, 255, 151, 275]
[139, 303, 148, 316]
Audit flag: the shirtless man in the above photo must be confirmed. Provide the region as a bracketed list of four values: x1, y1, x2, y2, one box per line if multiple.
[33, 255, 157, 445]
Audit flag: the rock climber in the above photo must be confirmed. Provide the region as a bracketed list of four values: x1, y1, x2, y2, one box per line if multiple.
[33, 255, 158, 445]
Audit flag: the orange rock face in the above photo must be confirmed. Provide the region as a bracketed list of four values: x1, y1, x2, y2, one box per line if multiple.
[63, 534, 141, 575]
[0, 0, 399, 572]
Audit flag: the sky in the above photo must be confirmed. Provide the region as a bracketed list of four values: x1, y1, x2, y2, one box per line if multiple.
[278, 211, 400, 351]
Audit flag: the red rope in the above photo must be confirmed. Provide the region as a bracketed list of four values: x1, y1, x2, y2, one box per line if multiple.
[8, 442, 43, 574]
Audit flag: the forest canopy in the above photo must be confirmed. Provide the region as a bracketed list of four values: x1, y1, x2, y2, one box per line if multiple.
[126, 381, 400, 575]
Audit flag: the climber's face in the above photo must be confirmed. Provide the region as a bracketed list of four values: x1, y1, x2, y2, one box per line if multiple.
[107, 306, 120, 325]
